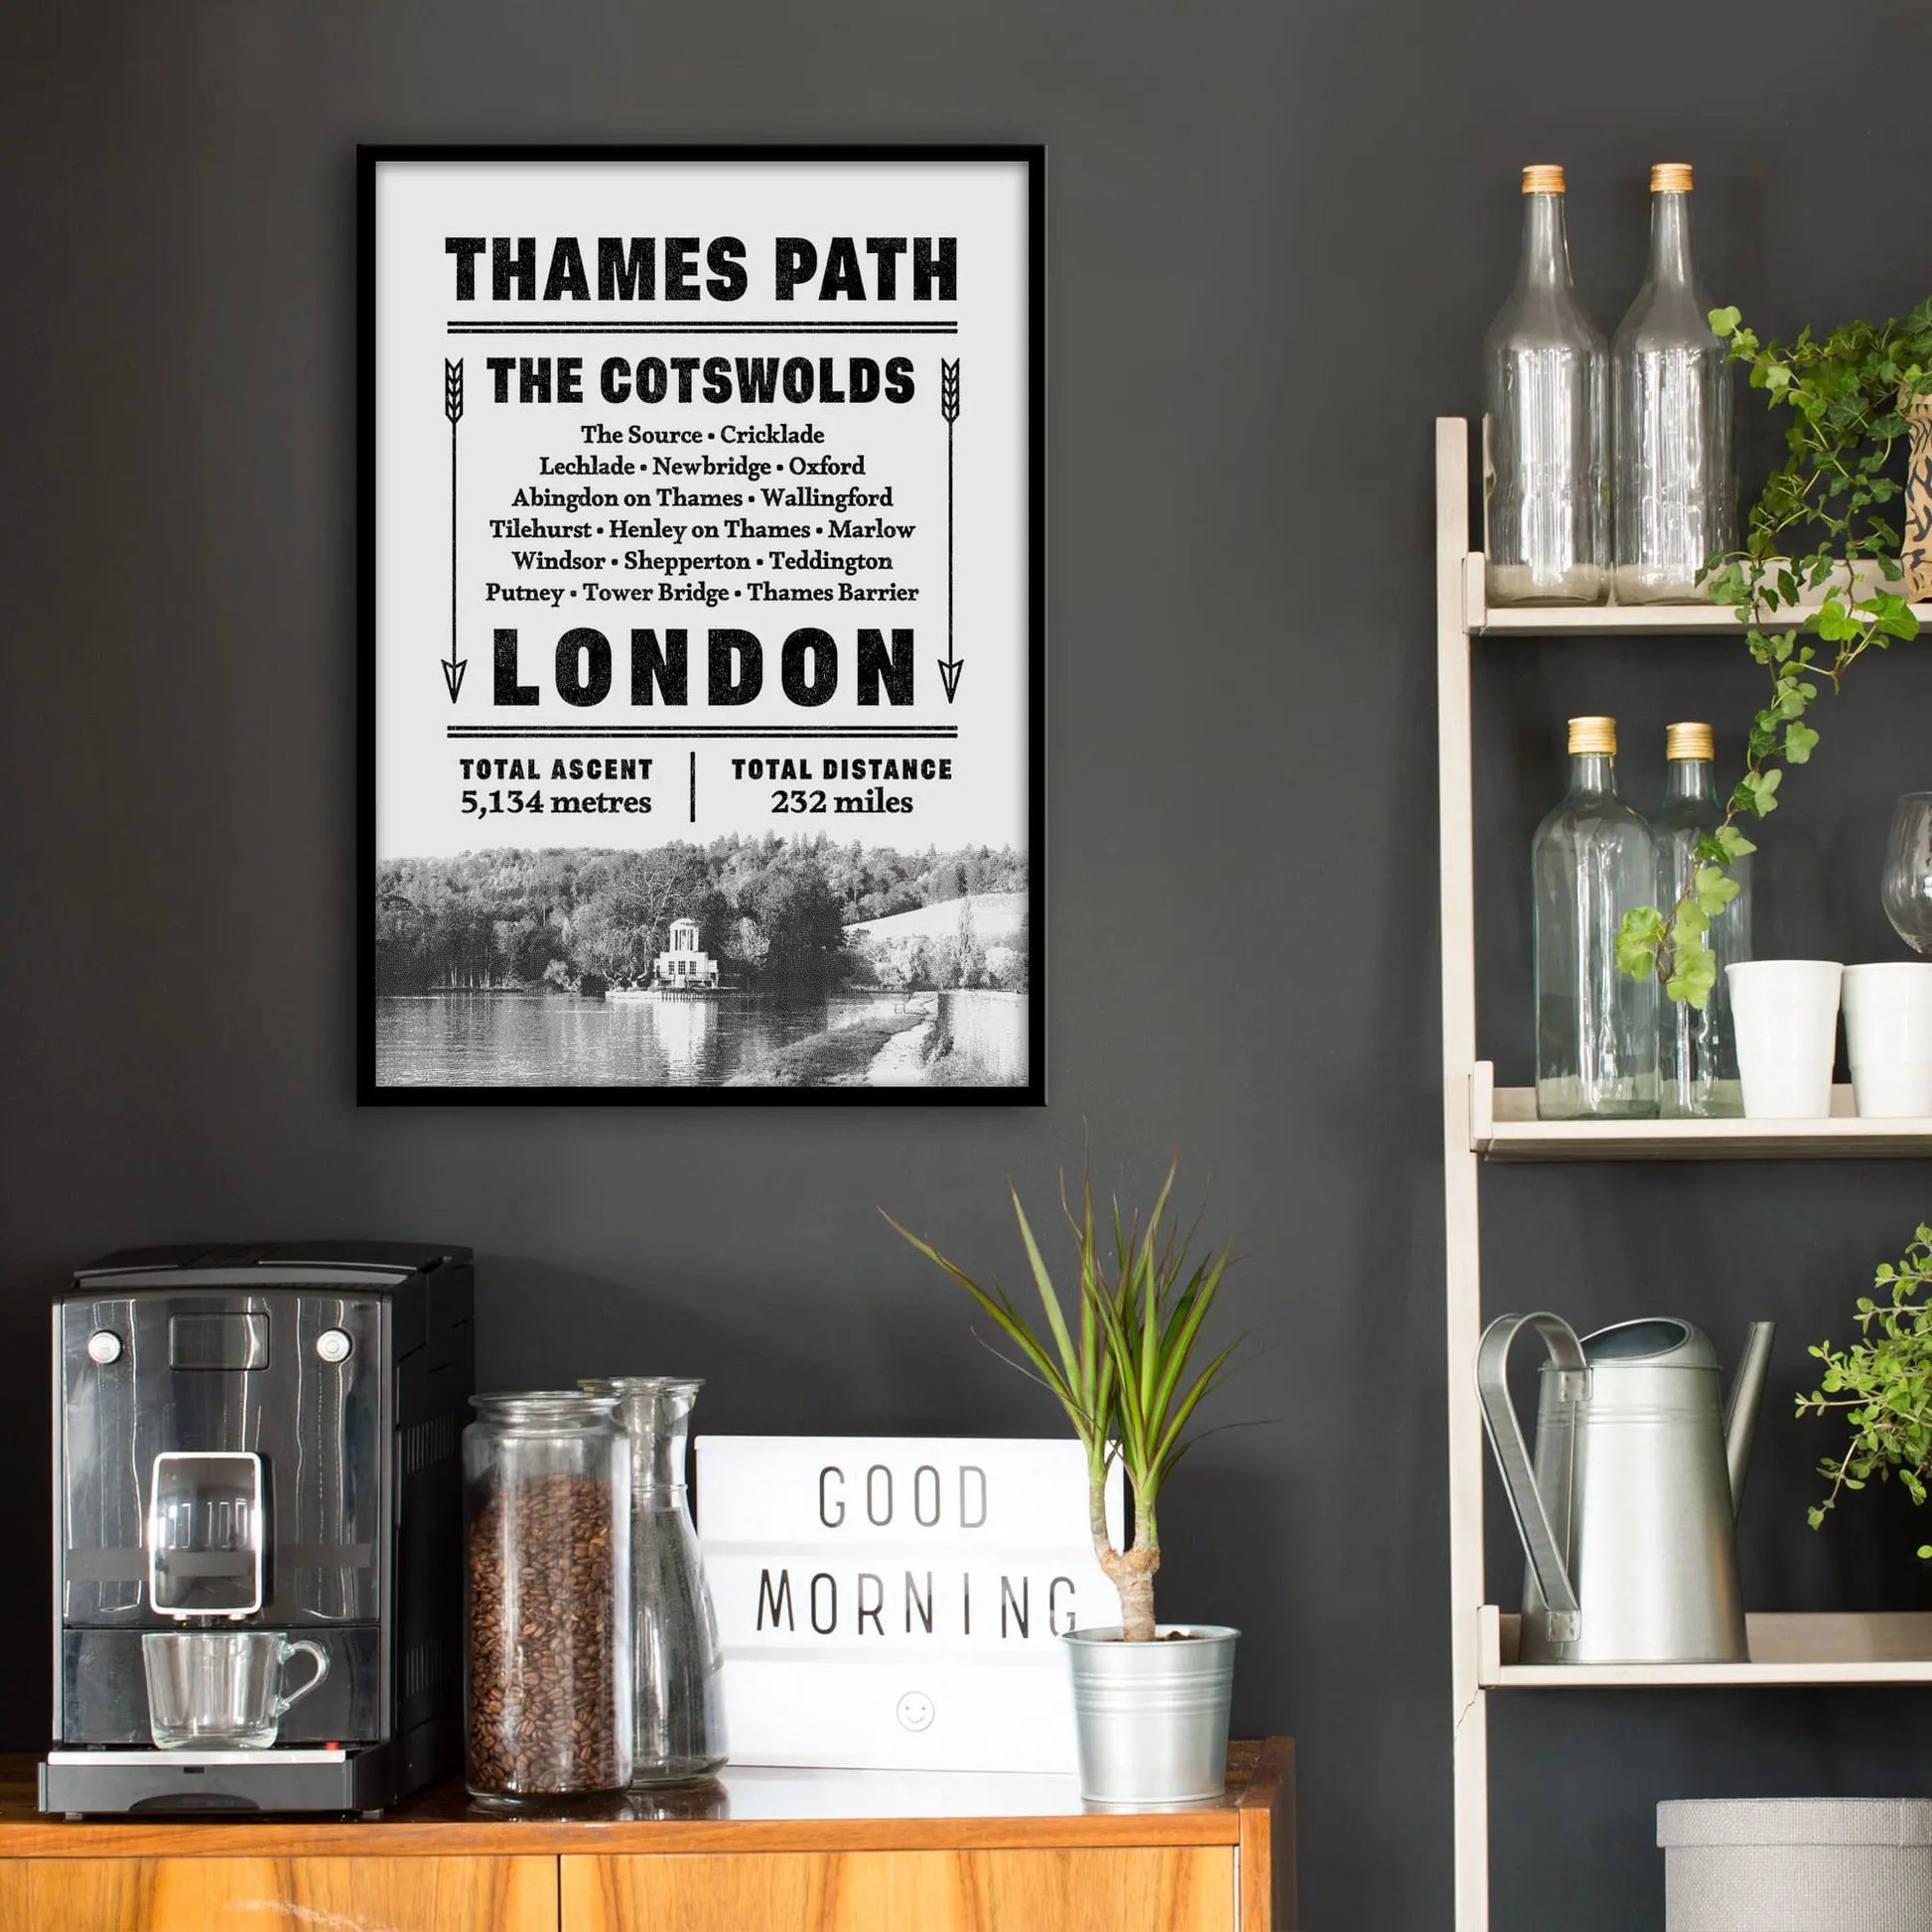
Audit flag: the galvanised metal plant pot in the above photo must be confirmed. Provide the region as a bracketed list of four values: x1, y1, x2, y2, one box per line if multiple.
[1062, 1624, 1239, 1807]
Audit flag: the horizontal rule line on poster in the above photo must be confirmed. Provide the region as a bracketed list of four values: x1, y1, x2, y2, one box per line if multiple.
[447, 323, 959, 335]
[444, 726, 960, 739]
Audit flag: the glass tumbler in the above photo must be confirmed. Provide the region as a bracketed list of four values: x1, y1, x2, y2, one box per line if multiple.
[464, 1392, 631, 1807]
[142, 1629, 330, 1748]
[582, 1377, 728, 1784]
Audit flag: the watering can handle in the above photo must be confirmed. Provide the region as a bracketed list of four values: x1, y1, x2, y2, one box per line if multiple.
[1475, 1312, 1587, 1631]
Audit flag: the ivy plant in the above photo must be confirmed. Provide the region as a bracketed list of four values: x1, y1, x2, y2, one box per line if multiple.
[1798, 1227, 1932, 1555]
[1616, 298, 1932, 1007]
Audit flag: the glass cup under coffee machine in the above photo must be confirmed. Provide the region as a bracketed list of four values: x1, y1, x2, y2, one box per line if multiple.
[143, 1630, 331, 1749]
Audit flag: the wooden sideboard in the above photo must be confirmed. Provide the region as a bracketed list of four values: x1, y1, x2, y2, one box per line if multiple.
[0, 1740, 1294, 1932]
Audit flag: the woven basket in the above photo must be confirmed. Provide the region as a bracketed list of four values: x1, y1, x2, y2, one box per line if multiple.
[1905, 387, 1932, 603]
[1659, 1799, 1932, 1931]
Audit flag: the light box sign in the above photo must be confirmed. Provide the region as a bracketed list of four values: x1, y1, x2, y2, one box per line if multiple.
[696, 1437, 1124, 1773]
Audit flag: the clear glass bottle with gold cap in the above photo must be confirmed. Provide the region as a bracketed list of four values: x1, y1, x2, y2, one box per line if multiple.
[1533, 716, 1659, 1118]
[1655, 722, 1750, 1116]
[1612, 164, 1735, 603]
[1483, 164, 1608, 605]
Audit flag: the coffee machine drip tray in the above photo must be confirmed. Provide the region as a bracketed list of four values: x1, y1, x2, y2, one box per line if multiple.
[41, 1743, 405, 1818]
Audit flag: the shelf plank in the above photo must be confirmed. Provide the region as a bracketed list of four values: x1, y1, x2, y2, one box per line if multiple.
[1480, 1607, 1932, 1688]
[1475, 604, 1932, 638]
[1462, 551, 1932, 637]
[1469, 1065, 1932, 1161]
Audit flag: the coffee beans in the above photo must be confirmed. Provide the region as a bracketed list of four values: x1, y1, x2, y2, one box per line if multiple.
[467, 1470, 624, 1796]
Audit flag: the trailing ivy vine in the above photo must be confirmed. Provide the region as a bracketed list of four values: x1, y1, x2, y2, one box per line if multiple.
[1616, 298, 1932, 1006]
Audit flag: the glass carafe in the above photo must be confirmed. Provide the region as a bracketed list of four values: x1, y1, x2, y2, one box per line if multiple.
[1483, 164, 1609, 606]
[582, 1377, 728, 1784]
[1612, 164, 1735, 603]
[1533, 716, 1660, 1119]
[1655, 723, 1750, 1117]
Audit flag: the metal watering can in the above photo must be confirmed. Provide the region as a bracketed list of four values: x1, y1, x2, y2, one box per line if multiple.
[1476, 1314, 1775, 1665]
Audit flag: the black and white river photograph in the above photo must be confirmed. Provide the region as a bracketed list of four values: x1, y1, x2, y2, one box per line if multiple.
[372, 836, 1029, 1089]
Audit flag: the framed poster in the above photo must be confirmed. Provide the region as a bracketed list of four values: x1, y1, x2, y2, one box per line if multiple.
[358, 146, 1042, 1102]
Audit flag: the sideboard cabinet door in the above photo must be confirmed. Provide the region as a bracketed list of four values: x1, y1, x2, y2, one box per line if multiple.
[562, 1848, 1238, 1932]
[0, 1855, 559, 1931]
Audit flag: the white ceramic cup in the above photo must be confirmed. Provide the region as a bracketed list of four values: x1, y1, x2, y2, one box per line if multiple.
[1842, 963, 1932, 1118]
[1726, 961, 1845, 1119]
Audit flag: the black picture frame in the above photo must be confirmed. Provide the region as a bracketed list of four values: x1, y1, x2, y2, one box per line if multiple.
[357, 144, 1045, 1104]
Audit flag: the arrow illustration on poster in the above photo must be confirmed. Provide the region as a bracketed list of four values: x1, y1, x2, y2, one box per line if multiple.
[938, 358, 962, 704]
[441, 359, 467, 704]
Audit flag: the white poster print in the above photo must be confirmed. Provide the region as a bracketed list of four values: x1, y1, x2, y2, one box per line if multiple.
[361, 149, 1041, 1100]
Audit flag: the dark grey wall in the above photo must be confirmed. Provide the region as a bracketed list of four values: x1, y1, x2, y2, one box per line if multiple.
[5, 2, 1931, 1924]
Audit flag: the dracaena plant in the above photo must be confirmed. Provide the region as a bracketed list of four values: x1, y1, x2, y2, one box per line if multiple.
[1617, 298, 1931, 1008]
[885, 1162, 1241, 1642]
[1798, 1226, 1932, 1554]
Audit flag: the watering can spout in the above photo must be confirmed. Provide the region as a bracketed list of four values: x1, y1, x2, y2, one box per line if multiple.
[1723, 1322, 1776, 1516]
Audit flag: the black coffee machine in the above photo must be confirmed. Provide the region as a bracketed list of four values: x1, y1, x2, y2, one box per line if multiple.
[41, 1242, 474, 1816]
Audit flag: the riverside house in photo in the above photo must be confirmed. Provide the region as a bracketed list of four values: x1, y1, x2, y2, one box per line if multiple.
[655, 919, 721, 990]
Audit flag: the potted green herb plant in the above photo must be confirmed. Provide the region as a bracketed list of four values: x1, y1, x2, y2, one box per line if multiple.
[886, 1162, 1246, 1806]
[1799, 1225, 1932, 1548]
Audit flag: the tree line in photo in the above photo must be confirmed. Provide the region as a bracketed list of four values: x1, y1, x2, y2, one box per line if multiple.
[372, 835, 1029, 997]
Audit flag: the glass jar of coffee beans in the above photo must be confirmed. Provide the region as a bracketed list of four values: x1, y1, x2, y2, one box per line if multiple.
[463, 1392, 631, 1806]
